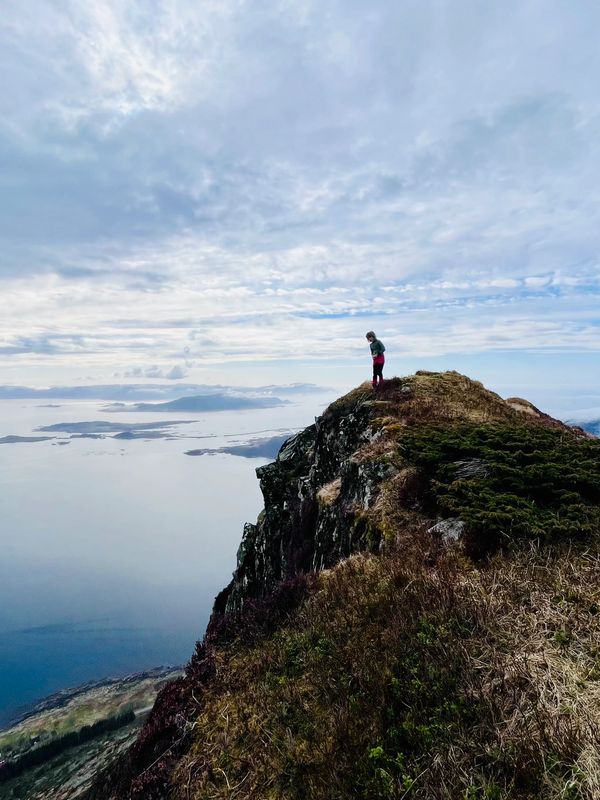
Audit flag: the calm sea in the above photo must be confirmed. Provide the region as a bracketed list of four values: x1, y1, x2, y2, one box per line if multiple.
[0, 393, 332, 726]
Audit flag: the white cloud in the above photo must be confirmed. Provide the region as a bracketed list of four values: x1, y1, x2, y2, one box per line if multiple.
[165, 364, 187, 379]
[121, 364, 187, 380]
[1, 1, 600, 384]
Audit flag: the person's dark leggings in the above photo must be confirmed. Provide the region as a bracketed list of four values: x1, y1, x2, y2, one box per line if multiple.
[372, 361, 384, 387]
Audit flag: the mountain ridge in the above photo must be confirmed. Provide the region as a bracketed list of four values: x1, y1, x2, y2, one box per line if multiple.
[84, 372, 600, 800]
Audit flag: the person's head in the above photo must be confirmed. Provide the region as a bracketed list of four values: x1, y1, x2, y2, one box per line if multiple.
[365, 331, 376, 342]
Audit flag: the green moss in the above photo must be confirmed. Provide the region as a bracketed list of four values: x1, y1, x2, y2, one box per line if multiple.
[326, 384, 373, 418]
[553, 629, 572, 647]
[352, 512, 383, 552]
[278, 630, 334, 677]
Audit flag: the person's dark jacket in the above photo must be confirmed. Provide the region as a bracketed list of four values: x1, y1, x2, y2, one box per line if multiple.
[369, 338, 385, 358]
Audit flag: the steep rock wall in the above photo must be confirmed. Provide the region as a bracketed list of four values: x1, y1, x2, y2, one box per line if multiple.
[216, 389, 396, 613]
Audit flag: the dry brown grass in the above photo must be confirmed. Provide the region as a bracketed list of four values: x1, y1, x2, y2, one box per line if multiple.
[170, 535, 600, 800]
[373, 372, 574, 432]
[316, 478, 342, 507]
[471, 545, 600, 798]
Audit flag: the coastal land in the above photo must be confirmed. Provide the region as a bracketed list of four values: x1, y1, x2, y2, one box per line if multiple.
[0, 666, 182, 799]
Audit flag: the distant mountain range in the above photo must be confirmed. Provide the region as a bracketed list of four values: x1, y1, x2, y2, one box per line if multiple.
[568, 418, 600, 436]
[0, 382, 324, 402]
[36, 420, 192, 434]
[0, 435, 53, 444]
[185, 433, 294, 459]
[108, 394, 287, 413]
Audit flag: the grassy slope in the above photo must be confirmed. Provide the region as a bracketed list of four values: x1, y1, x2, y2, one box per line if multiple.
[349, 372, 600, 555]
[0, 671, 182, 800]
[174, 539, 600, 799]
[1, 680, 162, 756]
[1, 720, 140, 800]
[0, 672, 182, 759]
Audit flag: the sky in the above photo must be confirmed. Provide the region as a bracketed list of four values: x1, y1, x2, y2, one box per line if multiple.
[1, 1, 600, 405]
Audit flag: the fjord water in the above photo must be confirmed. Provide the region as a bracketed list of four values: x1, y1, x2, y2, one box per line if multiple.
[0, 394, 331, 727]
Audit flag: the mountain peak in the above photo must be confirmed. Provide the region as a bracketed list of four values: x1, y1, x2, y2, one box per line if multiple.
[332, 371, 575, 431]
[86, 373, 600, 800]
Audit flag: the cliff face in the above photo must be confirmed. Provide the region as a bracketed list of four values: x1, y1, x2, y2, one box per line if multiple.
[88, 372, 600, 800]
[217, 386, 389, 613]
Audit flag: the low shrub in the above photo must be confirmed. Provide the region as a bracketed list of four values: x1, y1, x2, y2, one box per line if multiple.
[398, 423, 600, 552]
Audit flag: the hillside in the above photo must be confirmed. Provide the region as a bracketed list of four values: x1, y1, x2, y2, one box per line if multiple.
[0, 668, 182, 800]
[86, 372, 600, 800]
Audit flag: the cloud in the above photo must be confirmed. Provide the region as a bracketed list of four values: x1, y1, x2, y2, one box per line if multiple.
[1, 2, 600, 383]
[123, 364, 188, 380]
[165, 364, 186, 379]
[0, 334, 87, 355]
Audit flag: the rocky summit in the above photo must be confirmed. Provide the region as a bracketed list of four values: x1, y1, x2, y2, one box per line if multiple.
[86, 372, 600, 800]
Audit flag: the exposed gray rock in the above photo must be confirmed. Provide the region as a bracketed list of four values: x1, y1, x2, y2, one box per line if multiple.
[428, 517, 466, 544]
[220, 394, 392, 613]
[453, 458, 491, 479]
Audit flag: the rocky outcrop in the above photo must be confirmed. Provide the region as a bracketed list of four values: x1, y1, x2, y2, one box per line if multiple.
[215, 372, 592, 614]
[217, 388, 394, 613]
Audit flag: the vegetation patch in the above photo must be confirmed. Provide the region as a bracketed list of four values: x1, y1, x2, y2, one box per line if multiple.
[170, 538, 600, 799]
[325, 383, 373, 419]
[398, 423, 600, 552]
[0, 708, 135, 783]
[351, 511, 383, 552]
[0, 670, 181, 800]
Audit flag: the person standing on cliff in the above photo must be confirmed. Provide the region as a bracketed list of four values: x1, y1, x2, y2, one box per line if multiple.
[366, 331, 385, 389]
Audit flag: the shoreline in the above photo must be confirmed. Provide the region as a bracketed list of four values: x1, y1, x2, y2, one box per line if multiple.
[1, 664, 183, 732]
[0, 664, 184, 796]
